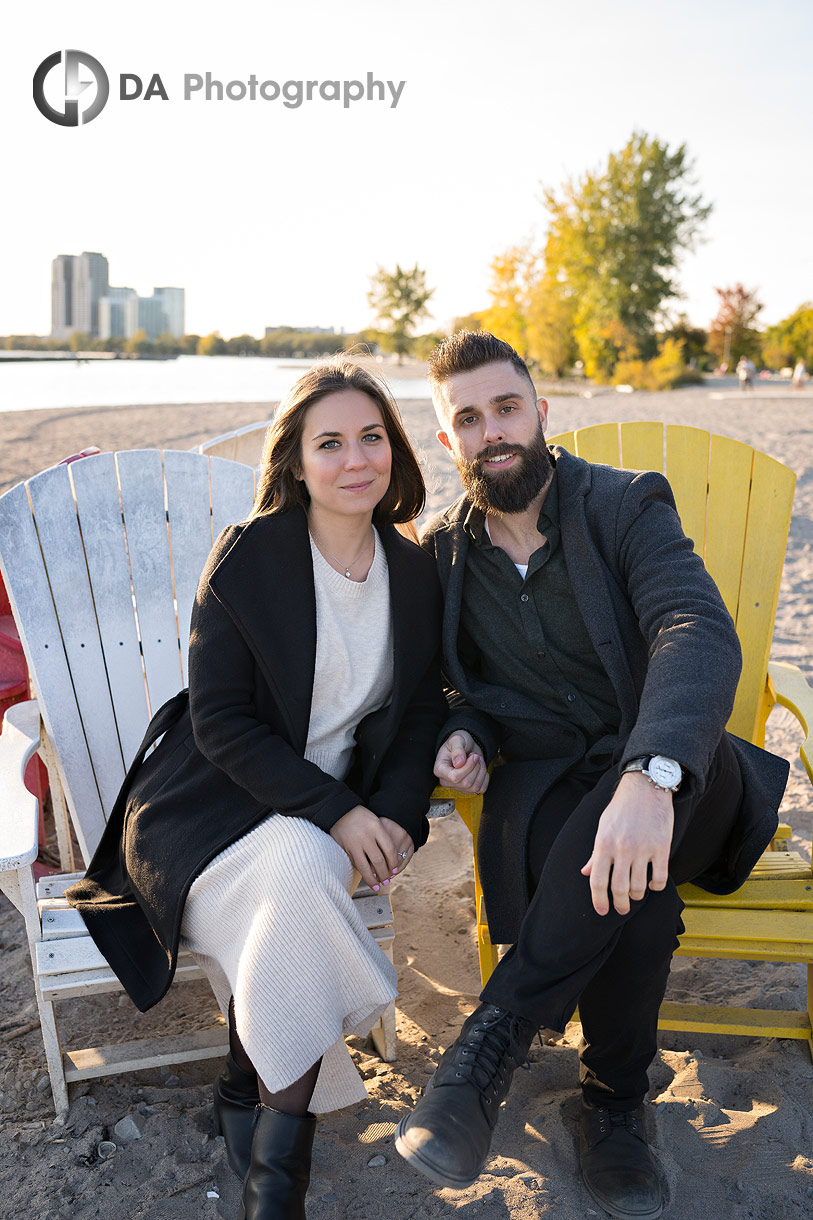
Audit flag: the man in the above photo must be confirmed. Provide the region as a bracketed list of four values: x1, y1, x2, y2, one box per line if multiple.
[395, 332, 788, 1219]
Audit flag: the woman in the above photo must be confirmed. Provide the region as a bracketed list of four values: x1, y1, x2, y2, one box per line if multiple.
[68, 359, 447, 1219]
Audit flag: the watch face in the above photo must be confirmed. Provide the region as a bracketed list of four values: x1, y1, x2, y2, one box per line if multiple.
[647, 756, 682, 788]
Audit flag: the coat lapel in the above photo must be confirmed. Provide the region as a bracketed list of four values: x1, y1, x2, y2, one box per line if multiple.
[554, 449, 639, 733]
[207, 508, 316, 751]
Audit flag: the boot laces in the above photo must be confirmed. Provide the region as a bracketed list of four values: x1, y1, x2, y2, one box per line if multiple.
[449, 1008, 532, 1100]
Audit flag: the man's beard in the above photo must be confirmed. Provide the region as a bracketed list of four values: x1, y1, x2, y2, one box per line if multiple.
[458, 427, 553, 515]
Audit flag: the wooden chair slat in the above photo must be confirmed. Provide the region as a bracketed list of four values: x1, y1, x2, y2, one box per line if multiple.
[571, 422, 620, 466]
[703, 435, 753, 621]
[678, 878, 813, 910]
[0, 475, 107, 859]
[209, 457, 256, 542]
[665, 425, 710, 554]
[657, 1001, 811, 1039]
[548, 429, 574, 454]
[70, 452, 151, 789]
[729, 451, 797, 742]
[116, 451, 185, 717]
[162, 451, 218, 687]
[679, 906, 813, 945]
[619, 420, 663, 472]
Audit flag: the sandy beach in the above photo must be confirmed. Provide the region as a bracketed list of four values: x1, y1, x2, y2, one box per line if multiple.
[1, 382, 812, 1219]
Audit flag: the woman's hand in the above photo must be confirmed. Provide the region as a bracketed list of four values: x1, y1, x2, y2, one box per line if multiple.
[330, 806, 399, 892]
[377, 818, 415, 878]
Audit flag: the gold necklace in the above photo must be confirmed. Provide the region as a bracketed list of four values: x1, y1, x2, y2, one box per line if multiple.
[310, 529, 374, 578]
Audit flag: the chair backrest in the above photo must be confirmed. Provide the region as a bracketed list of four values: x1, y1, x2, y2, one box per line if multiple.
[0, 450, 257, 863]
[548, 423, 796, 746]
[194, 421, 271, 466]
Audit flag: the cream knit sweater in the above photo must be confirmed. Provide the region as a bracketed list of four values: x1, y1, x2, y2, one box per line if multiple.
[181, 530, 398, 1113]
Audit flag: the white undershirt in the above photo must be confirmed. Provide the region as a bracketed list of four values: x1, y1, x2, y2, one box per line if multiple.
[305, 528, 394, 780]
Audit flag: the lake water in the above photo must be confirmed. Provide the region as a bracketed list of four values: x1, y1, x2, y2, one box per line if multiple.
[0, 354, 432, 412]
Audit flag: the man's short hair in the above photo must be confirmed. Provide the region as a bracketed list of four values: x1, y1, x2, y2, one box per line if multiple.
[428, 331, 536, 420]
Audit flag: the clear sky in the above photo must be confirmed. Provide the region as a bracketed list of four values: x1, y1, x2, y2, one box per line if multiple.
[3, 0, 811, 338]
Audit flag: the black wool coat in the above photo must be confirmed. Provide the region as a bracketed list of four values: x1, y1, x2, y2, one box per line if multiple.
[421, 447, 789, 943]
[68, 508, 448, 1012]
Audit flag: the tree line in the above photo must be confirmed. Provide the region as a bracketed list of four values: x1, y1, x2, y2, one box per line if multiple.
[8, 132, 811, 382]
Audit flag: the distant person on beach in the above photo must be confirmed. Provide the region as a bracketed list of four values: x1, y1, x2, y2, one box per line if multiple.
[792, 359, 808, 389]
[737, 355, 756, 390]
[68, 359, 446, 1220]
[395, 331, 788, 1220]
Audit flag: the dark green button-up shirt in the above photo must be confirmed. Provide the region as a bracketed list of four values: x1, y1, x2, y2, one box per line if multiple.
[460, 470, 621, 765]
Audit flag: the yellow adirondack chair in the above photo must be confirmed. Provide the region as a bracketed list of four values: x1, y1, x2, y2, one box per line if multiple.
[436, 422, 813, 1054]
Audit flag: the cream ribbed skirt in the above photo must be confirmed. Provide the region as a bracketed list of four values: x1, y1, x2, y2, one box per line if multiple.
[180, 813, 398, 1114]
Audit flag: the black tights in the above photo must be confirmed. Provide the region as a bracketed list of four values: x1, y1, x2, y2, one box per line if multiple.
[228, 997, 321, 1116]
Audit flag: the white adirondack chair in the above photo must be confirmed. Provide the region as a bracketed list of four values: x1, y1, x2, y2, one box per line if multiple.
[194, 421, 272, 466]
[0, 449, 396, 1116]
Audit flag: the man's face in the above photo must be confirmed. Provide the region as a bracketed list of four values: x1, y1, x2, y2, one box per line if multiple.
[435, 361, 551, 514]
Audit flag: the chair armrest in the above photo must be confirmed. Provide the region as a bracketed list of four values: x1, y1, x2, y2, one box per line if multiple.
[0, 699, 42, 870]
[768, 661, 813, 785]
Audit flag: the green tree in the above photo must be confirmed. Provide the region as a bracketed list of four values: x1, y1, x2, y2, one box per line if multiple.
[126, 329, 153, 355]
[542, 132, 712, 377]
[179, 334, 200, 355]
[69, 332, 92, 352]
[367, 264, 433, 362]
[479, 245, 578, 376]
[762, 303, 813, 369]
[225, 333, 260, 355]
[661, 315, 711, 369]
[707, 284, 763, 370]
[451, 312, 485, 333]
[198, 331, 227, 356]
[480, 245, 540, 359]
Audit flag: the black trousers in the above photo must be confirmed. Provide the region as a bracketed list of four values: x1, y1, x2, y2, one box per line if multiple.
[480, 735, 743, 1110]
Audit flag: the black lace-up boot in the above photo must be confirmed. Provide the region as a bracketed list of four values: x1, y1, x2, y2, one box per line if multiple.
[395, 1003, 537, 1189]
[580, 1099, 663, 1219]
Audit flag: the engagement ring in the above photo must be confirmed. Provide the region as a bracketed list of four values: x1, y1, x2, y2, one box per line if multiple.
[398, 851, 408, 860]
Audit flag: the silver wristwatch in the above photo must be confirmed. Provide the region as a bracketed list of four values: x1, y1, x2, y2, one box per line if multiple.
[621, 755, 683, 792]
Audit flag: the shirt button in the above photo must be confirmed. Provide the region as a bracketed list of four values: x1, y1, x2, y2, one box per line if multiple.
[520, 593, 529, 602]
[567, 693, 576, 702]
[537, 650, 546, 658]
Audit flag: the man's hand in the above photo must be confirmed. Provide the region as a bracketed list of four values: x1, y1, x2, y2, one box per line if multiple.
[330, 806, 398, 892]
[434, 730, 489, 795]
[581, 772, 674, 916]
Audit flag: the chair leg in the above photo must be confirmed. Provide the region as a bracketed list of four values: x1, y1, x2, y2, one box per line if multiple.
[807, 965, 813, 1063]
[370, 1001, 397, 1063]
[35, 989, 69, 1114]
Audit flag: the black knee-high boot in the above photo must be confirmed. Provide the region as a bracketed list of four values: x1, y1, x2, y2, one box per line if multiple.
[213, 1053, 261, 1179]
[238, 1105, 316, 1220]
[213, 999, 261, 1179]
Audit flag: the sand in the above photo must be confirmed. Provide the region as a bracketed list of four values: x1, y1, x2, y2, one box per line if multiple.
[1, 382, 812, 1219]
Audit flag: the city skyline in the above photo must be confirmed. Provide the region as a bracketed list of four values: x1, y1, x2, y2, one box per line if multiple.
[3, 0, 812, 339]
[50, 251, 185, 342]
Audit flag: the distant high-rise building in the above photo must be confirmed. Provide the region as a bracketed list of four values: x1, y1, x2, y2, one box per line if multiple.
[98, 287, 136, 340]
[124, 288, 186, 340]
[71, 252, 109, 337]
[153, 287, 185, 338]
[50, 252, 186, 341]
[51, 255, 75, 338]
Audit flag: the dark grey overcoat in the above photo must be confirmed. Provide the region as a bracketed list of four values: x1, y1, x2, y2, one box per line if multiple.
[68, 508, 448, 1012]
[421, 447, 789, 942]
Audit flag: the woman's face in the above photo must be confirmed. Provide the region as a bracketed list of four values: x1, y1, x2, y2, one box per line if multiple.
[298, 389, 392, 521]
